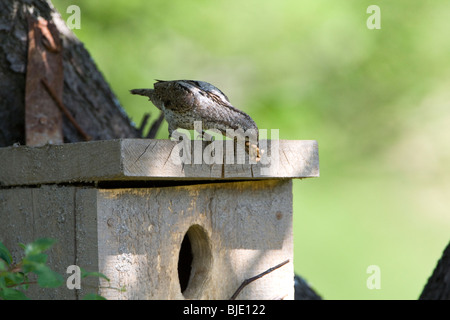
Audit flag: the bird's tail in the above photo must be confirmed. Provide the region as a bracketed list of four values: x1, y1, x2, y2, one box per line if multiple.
[130, 89, 154, 98]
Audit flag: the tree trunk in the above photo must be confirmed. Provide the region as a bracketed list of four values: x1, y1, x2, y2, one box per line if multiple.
[0, 0, 140, 147]
[419, 241, 450, 300]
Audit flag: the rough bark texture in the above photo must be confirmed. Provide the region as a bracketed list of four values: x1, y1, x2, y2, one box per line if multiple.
[419, 241, 450, 300]
[0, 0, 140, 147]
[294, 274, 322, 300]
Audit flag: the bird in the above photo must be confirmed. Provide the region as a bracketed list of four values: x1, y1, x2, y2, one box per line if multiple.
[130, 80, 260, 161]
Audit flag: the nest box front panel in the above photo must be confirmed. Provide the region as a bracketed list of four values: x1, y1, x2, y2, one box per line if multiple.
[96, 179, 294, 300]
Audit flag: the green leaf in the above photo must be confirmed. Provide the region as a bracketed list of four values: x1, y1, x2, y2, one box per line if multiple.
[19, 273, 30, 291]
[82, 293, 107, 300]
[0, 241, 12, 265]
[24, 238, 56, 256]
[0, 287, 29, 300]
[81, 269, 110, 282]
[4, 271, 25, 287]
[21, 253, 48, 274]
[34, 265, 64, 288]
[0, 276, 7, 289]
[0, 259, 8, 271]
[24, 253, 48, 264]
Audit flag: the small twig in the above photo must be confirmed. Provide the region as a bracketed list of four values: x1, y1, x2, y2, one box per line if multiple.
[230, 259, 290, 300]
[272, 293, 288, 300]
[41, 78, 92, 141]
[146, 111, 164, 139]
[138, 113, 151, 137]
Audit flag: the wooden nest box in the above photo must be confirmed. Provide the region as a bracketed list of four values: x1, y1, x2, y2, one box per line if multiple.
[0, 139, 319, 299]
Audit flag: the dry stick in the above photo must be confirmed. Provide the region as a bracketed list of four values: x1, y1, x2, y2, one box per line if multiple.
[138, 113, 150, 137]
[41, 78, 92, 141]
[146, 111, 165, 139]
[230, 259, 290, 300]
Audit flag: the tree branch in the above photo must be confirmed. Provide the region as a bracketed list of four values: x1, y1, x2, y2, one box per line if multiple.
[230, 259, 290, 300]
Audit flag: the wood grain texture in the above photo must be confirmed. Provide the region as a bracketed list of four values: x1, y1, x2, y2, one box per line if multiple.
[0, 180, 294, 300]
[95, 179, 294, 300]
[0, 139, 319, 186]
[0, 185, 77, 299]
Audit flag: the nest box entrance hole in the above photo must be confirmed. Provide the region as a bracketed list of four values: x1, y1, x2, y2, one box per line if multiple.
[177, 224, 212, 299]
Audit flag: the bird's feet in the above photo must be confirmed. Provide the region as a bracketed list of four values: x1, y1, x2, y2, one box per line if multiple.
[245, 141, 262, 162]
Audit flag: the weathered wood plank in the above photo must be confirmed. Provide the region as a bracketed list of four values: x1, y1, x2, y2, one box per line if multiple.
[0, 185, 77, 299]
[0, 180, 294, 299]
[0, 139, 319, 186]
[95, 179, 294, 299]
[0, 139, 123, 186]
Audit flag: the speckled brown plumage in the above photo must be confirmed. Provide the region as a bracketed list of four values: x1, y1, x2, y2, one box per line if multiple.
[131, 80, 260, 160]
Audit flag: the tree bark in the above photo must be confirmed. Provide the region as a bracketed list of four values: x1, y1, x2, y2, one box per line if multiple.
[0, 0, 140, 147]
[294, 274, 322, 300]
[419, 241, 450, 300]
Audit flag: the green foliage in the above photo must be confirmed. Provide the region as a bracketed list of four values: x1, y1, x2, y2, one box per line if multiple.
[20, 238, 65, 289]
[0, 238, 63, 300]
[82, 293, 107, 300]
[0, 239, 111, 300]
[0, 242, 12, 266]
[81, 269, 110, 282]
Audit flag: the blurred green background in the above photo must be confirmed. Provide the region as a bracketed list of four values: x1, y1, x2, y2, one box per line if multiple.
[54, 0, 450, 299]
